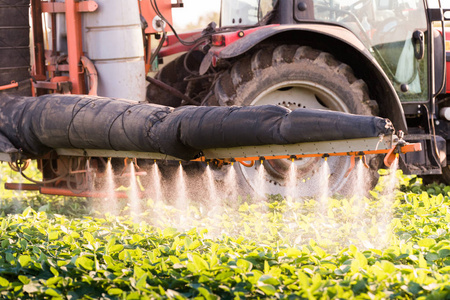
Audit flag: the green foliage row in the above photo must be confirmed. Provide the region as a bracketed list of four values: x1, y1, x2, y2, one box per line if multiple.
[2, 163, 450, 299]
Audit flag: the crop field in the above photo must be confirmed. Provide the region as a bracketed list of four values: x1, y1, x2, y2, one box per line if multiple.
[1, 163, 450, 299]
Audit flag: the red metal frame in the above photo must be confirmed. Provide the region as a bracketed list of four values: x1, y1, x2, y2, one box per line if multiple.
[65, 0, 84, 94]
[30, 0, 46, 84]
[139, 0, 173, 34]
[30, 1, 99, 95]
[157, 31, 202, 57]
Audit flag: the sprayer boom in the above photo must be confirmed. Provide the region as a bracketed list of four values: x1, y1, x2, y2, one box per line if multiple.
[53, 134, 420, 166]
[2, 134, 420, 198]
[0, 95, 422, 198]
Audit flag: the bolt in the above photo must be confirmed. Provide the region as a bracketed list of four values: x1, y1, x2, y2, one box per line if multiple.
[297, 2, 307, 11]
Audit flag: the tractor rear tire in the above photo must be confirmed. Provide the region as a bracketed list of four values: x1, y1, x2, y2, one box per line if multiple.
[209, 45, 380, 198]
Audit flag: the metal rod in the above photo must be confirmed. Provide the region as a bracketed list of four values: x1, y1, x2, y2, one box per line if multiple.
[5, 183, 41, 191]
[0, 81, 19, 91]
[40, 187, 132, 199]
[146, 76, 200, 105]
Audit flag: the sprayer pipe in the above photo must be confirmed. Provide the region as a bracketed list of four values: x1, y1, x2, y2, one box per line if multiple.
[0, 81, 18, 91]
[80, 56, 98, 96]
[40, 187, 131, 199]
[239, 161, 255, 168]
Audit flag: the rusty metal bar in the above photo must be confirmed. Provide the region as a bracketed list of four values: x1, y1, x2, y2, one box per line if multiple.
[40, 187, 134, 199]
[5, 183, 41, 191]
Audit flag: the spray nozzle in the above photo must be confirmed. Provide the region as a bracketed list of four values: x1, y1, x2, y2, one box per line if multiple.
[230, 158, 236, 166]
[259, 157, 265, 165]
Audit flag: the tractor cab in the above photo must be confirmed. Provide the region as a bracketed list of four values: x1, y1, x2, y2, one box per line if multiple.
[220, 0, 429, 103]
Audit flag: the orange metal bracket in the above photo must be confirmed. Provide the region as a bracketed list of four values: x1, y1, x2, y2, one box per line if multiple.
[344, 156, 369, 178]
[362, 155, 370, 168]
[383, 146, 397, 168]
[0, 81, 18, 91]
[399, 142, 422, 153]
[383, 143, 421, 167]
[344, 156, 356, 177]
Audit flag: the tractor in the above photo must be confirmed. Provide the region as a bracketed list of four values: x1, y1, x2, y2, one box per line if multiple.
[145, 0, 450, 195]
[0, 0, 446, 198]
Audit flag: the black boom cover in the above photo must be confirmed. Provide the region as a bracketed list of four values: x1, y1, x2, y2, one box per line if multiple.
[0, 95, 394, 160]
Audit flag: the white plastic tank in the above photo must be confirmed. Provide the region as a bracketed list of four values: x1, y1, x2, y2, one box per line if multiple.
[83, 0, 145, 101]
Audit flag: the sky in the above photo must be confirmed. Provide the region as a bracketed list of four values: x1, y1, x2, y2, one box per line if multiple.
[171, 0, 221, 29]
